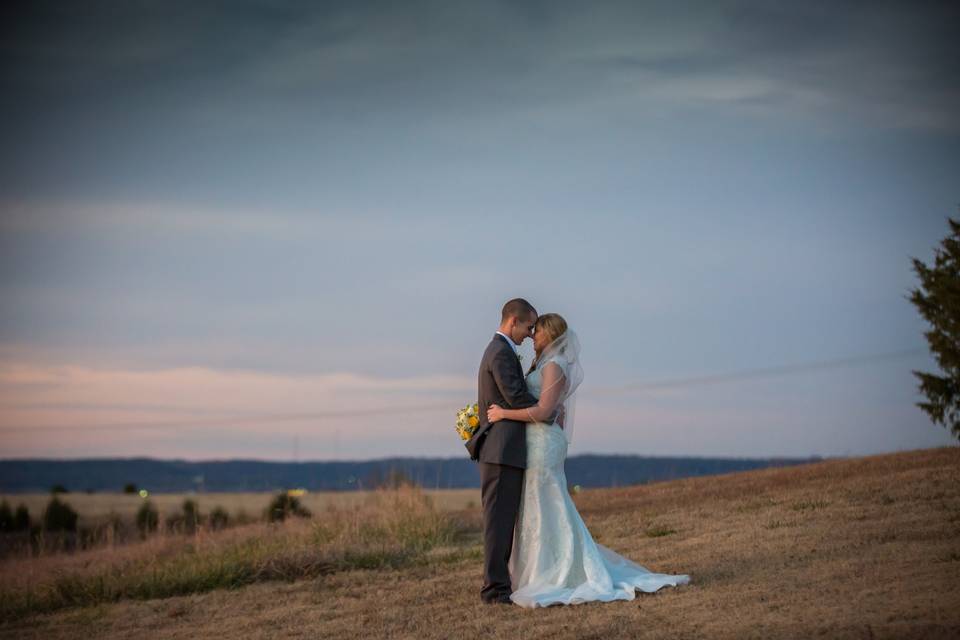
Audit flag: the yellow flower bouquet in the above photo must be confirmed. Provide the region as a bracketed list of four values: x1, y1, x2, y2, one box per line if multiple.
[456, 402, 481, 441]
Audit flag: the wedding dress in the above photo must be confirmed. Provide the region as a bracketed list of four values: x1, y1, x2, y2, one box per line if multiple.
[508, 355, 691, 608]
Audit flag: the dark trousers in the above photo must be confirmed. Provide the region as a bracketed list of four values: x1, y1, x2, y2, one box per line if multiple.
[479, 461, 524, 602]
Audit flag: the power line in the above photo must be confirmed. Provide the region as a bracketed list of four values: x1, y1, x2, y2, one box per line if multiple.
[590, 348, 927, 395]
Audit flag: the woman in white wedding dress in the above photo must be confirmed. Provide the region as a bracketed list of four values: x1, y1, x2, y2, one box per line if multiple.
[487, 313, 690, 608]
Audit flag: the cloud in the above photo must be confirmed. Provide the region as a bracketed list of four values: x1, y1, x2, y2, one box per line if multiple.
[2, 1, 958, 134]
[0, 359, 472, 448]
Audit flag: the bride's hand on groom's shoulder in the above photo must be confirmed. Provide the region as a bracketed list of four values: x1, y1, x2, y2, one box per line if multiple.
[487, 404, 505, 423]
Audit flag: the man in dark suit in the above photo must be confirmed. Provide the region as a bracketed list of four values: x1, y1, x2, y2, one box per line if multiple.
[465, 298, 540, 604]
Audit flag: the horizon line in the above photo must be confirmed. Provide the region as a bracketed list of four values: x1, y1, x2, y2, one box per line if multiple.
[0, 452, 851, 464]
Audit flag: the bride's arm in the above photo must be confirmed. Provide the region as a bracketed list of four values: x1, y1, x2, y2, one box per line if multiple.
[488, 362, 564, 423]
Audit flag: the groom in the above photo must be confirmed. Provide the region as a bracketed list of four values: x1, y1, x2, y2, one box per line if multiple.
[465, 298, 540, 605]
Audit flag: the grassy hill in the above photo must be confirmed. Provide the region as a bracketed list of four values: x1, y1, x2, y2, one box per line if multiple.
[1, 446, 957, 639]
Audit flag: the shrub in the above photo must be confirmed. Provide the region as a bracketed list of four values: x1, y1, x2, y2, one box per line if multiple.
[14, 504, 30, 531]
[0, 501, 13, 531]
[50, 484, 68, 495]
[210, 506, 229, 531]
[182, 499, 200, 533]
[266, 492, 312, 522]
[136, 501, 159, 537]
[43, 497, 78, 532]
[123, 483, 138, 494]
[165, 499, 203, 534]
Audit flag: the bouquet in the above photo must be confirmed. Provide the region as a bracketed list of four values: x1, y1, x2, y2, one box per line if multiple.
[456, 402, 481, 441]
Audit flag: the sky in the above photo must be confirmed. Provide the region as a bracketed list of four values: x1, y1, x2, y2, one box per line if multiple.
[1, 0, 958, 461]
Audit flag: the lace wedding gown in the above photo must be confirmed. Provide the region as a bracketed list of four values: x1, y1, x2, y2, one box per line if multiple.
[508, 356, 691, 608]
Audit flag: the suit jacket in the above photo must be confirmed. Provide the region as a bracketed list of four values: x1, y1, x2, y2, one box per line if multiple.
[465, 334, 540, 468]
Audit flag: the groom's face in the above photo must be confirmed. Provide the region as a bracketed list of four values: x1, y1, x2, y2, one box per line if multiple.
[509, 312, 537, 345]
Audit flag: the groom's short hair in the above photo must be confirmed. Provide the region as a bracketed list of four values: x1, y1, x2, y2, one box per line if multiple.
[501, 298, 536, 322]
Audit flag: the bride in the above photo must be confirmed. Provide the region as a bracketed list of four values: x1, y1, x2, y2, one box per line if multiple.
[487, 313, 691, 608]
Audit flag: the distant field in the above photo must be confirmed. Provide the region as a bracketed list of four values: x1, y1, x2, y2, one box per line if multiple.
[0, 488, 480, 525]
[2, 446, 958, 639]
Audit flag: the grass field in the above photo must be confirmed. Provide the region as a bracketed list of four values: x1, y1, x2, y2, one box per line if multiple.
[1, 446, 958, 639]
[0, 488, 480, 528]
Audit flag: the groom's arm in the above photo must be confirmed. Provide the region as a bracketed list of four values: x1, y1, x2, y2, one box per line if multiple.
[490, 348, 538, 410]
[490, 361, 564, 423]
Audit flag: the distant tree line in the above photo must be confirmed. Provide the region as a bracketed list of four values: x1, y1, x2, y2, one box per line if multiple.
[0, 455, 820, 493]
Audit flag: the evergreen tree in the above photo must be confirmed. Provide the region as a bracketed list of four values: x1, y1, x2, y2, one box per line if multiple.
[909, 216, 960, 441]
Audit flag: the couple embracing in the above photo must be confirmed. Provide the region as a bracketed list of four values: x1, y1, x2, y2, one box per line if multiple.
[466, 298, 690, 608]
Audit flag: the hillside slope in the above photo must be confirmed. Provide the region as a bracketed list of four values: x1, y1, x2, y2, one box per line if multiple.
[4, 446, 958, 639]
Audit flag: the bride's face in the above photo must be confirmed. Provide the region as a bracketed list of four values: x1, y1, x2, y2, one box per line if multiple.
[533, 325, 551, 353]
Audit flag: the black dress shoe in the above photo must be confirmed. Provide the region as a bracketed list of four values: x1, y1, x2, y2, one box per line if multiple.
[482, 593, 513, 605]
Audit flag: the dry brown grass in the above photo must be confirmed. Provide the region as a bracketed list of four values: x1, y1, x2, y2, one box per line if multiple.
[0, 487, 471, 620]
[2, 446, 958, 639]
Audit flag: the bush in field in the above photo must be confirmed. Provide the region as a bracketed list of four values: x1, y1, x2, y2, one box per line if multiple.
[0, 502, 33, 532]
[0, 501, 12, 531]
[43, 497, 78, 532]
[210, 505, 229, 530]
[123, 483, 138, 494]
[50, 484, 68, 495]
[14, 504, 30, 531]
[266, 492, 312, 522]
[136, 501, 159, 537]
[182, 499, 200, 533]
[165, 499, 205, 534]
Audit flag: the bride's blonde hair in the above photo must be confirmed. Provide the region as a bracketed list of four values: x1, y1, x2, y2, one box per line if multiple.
[529, 313, 568, 373]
